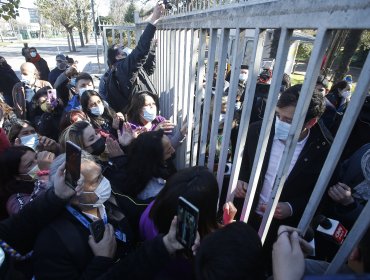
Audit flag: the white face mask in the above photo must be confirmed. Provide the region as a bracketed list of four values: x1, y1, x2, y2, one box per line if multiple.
[274, 116, 291, 141]
[21, 74, 35, 86]
[90, 104, 105, 116]
[78, 86, 94, 97]
[30, 52, 37, 58]
[79, 176, 111, 208]
[20, 133, 39, 150]
[239, 73, 248, 82]
[143, 107, 157, 122]
[27, 164, 40, 180]
[341, 90, 351, 99]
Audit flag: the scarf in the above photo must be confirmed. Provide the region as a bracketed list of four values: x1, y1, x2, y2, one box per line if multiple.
[30, 53, 41, 63]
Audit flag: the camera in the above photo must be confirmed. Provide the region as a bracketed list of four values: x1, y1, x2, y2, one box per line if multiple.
[163, 0, 173, 10]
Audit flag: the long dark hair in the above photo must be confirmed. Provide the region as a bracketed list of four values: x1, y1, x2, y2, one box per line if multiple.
[80, 90, 115, 130]
[150, 166, 219, 238]
[327, 80, 349, 108]
[126, 91, 159, 125]
[122, 130, 172, 198]
[0, 146, 35, 191]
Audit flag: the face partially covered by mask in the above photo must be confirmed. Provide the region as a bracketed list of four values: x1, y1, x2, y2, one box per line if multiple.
[274, 116, 291, 141]
[90, 137, 106, 156]
[90, 104, 105, 116]
[20, 133, 39, 151]
[79, 176, 112, 208]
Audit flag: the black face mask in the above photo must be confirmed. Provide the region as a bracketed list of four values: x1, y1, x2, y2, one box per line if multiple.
[90, 137, 106, 156]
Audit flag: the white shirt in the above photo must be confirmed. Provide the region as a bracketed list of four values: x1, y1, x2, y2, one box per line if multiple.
[256, 131, 309, 216]
[137, 177, 166, 200]
[83, 205, 107, 222]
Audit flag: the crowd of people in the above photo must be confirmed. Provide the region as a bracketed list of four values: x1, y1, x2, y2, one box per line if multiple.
[0, 2, 369, 279]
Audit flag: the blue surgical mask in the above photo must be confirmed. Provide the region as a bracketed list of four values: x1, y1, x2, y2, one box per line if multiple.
[90, 104, 105, 116]
[20, 133, 39, 150]
[70, 77, 77, 86]
[143, 107, 156, 122]
[274, 116, 291, 141]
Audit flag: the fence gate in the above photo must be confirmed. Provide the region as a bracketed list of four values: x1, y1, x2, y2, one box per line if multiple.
[113, 0, 370, 273]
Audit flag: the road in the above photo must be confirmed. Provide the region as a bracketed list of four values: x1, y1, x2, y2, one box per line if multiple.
[1, 37, 106, 86]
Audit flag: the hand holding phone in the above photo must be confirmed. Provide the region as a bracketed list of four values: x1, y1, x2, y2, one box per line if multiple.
[65, 141, 81, 189]
[176, 197, 199, 250]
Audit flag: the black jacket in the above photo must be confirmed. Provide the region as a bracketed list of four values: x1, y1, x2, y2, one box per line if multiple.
[32, 58, 50, 82]
[0, 67, 19, 98]
[110, 23, 158, 113]
[238, 120, 332, 226]
[0, 189, 68, 279]
[32, 201, 170, 280]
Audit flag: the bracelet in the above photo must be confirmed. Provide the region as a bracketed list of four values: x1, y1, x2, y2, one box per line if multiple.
[37, 170, 50, 176]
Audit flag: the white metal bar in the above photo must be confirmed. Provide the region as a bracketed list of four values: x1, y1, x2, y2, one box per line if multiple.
[198, 28, 218, 165]
[225, 28, 264, 202]
[258, 28, 331, 243]
[163, 30, 169, 118]
[216, 28, 247, 189]
[298, 47, 370, 233]
[169, 29, 177, 123]
[325, 201, 370, 274]
[103, 27, 108, 70]
[173, 30, 180, 124]
[207, 28, 230, 173]
[160, 30, 165, 95]
[185, 29, 199, 167]
[239, 28, 292, 222]
[191, 29, 207, 166]
[119, 31, 123, 45]
[128, 31, 132, 48]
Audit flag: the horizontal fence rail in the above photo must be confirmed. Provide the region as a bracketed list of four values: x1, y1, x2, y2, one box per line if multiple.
[105, 0, 370, 274]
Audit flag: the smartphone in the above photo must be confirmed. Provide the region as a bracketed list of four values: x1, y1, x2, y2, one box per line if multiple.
[65, 141, 81, 189]
[89, 219, 105, 242]
[176, 196, 199, 250]
[47, 89, 57, 101]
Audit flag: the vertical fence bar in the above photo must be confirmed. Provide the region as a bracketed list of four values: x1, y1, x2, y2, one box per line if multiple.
[325, 201, 370, 274]
[112, 29, 116, 44]
[128, 30, 132, 48]
[216, 28, 247, 189]
[226, 28, 266, 202]
[238, 28, 292, 222]
[173, 30, 180, 124]
[176, 29, 188, 169]
[163, 29, 169, 118]
[103, 27, 108, 70]
[198, 28, 218, 165]
[170, 29, 177, 123]
[185, 29, 200, 167]
[258, 29, 331, 243]
[191, 29, 207, 166]
[298, 49, 370, 233]
[119, 30, 123, 45]
[207, 28, 230, 173]
[160, 29, 165, 96]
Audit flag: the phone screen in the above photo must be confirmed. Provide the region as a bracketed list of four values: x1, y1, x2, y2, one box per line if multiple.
[47, 89, 57, 101]
[176, 196, 199, 250]
[65, 141, 81, 189]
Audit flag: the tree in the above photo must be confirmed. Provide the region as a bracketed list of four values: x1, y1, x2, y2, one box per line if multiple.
[73, 0, 85, 47]
[0, 0, 20, 21]
[35, 0, 77, 52]
[124, 1, 135, 23]
[109, 0, 128, 25]
[333, 29, 364, 83]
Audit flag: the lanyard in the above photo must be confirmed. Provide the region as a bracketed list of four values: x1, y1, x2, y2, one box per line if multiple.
[66, 205, 126, 242]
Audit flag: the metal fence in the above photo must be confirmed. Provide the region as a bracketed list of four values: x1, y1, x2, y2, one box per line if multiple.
[104, 0, 370, 274]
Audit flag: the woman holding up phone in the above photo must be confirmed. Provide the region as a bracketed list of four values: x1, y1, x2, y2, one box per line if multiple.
[29, 86, 65, 141]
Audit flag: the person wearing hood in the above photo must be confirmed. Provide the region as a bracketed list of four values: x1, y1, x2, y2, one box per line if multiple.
[48, 54, 68, 86]
[28, 47, 50, 81]
[0, 56, 20, 107]
[12, 62, 51, 119]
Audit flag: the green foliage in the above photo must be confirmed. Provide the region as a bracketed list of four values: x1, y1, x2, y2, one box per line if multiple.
[296, 42, 313, 61]
[0, 0, 20, 21]
[35, 0, 76, 29]
[124, 1, 136, 23]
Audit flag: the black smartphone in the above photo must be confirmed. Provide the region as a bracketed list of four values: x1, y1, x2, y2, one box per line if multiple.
[176, 196, 199, 250]
[65, 141, 81, 189]
[89, 219, 105, 242]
